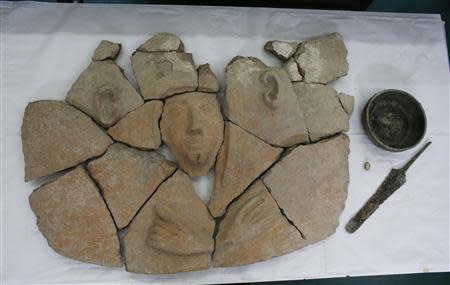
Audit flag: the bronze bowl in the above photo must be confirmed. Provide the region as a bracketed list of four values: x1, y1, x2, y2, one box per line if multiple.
[363, 89, 427, 152]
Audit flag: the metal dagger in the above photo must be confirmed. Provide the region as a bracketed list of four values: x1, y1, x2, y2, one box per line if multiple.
[346, 141, 432, 234]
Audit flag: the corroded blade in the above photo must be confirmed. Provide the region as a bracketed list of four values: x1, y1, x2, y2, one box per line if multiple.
[346, 142, 432, 233]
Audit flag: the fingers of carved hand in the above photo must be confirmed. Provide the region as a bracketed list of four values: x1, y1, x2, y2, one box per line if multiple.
[147, 205, 211, 256]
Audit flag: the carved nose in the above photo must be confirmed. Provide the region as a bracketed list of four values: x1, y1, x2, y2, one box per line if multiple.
[187, 112, 204, 136]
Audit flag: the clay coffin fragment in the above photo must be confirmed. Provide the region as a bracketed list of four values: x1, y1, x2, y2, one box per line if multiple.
[197, 63, 219, 93]
[209, 121, 282, 218]
[264, 40, 298, 61]
[293, 82, 349, 142]
[131, 51, 198, 100]
[160, 92, 224, 177]
[224, 56, 308, 147]
[338, 92, 355, 115]
[283, 58, 303, 82]
[262, 134, 350, 245]
[124, 170, 215, 274]
[293, 32, 348, 84]
[29, 166, 121, 267]
[108, 101, 163, 150]
[92, 40, 121, 61]
[137, 32, 184, 52]
[213, 180, 306, 267]
[66, 59, 144, 127]
[87, 143, 176, 229]
[21, 100, 112, 181]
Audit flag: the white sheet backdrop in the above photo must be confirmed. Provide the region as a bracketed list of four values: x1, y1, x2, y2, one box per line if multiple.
[1, 1, 449, 284]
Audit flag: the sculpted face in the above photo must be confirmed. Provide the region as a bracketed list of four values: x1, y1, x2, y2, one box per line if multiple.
[161, 92, 224, 176]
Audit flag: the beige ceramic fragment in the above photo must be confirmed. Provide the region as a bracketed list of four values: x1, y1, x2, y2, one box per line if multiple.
[284, 58, 303, 82]
[124, 170, 215, 274]
[294, 32, 348, 83]
[160, 92, 224, 177]
[29, 166, 121, 267]
[338, 92, 355, 115]
[107, 101, 163, 150]
[293, 82, 349, 142]
[87, 143, 176, 228]
[209, 121, 282, 218]
[213, 180, 306, 267]
[262, 134, 350, 245]
[264, 40, 298, 61]
[131, 51, 198, 100]
[224, 56, 308, 147]
[92, 40, 121, 61]
[21, 100, 112, 182]
[197, 63, 219, 93]
[137, 32, 184, 52]
[66, 60, 144, 127]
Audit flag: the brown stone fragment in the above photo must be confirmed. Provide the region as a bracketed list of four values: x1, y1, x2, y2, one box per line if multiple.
[131, 51, 198, 100]
[294, 32, 348, 84]
[137, 33, 184, 52]
[264, 40, 298, 61]
[66, 60, 144, 127]
[107, 101, 163, 150]
[92, 40, 121, 61]
[262, 134, 350, 245]
[224, 56, 308, 147]
[124, 170, 215, 274]
[87, 143, 176, 228]
[160, 92, 224, 177]
[213, 180, 306, 267]
[293, 82, 349, 142]
[29, 166, 121, 267]
[338, 92, 355, 115]
[197, 63, 219, 93]
[209, 121, 282, 218]
[21, 100, 112, 182]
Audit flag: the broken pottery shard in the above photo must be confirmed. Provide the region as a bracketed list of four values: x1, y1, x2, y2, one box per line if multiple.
[224, 56, 308, 147]
[209, 121, 282, 218]
[264, 40, 298, 61]
[160, 92, 224, 177]
[29, 166, 121, 267]
[66, 60, 144, 127]
[197, 63, 219, 93]
[338, 92, 355, 115]
[124, 170, 215, 274]
[92, 40, 121, 61]
[87, 143, 176, 228]
[131, 51, 198, 100]
[21, 100, 112, 182]
[137, 32, 184, 52]
[262, 134, 350, 245]
[107, 101, 163, 150]
[294, 32, 348, 83]
[284, 58, 303, 82]
[293, 82, 349, 142]
[213, 180, 306, 267]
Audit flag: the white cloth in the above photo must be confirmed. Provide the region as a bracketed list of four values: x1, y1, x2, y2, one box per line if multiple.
[1, 1, 449, 284]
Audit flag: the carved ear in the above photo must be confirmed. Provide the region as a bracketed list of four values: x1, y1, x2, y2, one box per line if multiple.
[261, 69, 280, 110]
[95, 85, 120, 126]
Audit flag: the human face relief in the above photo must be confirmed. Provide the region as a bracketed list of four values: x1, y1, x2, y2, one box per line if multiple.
[161, 92, 224, 176]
